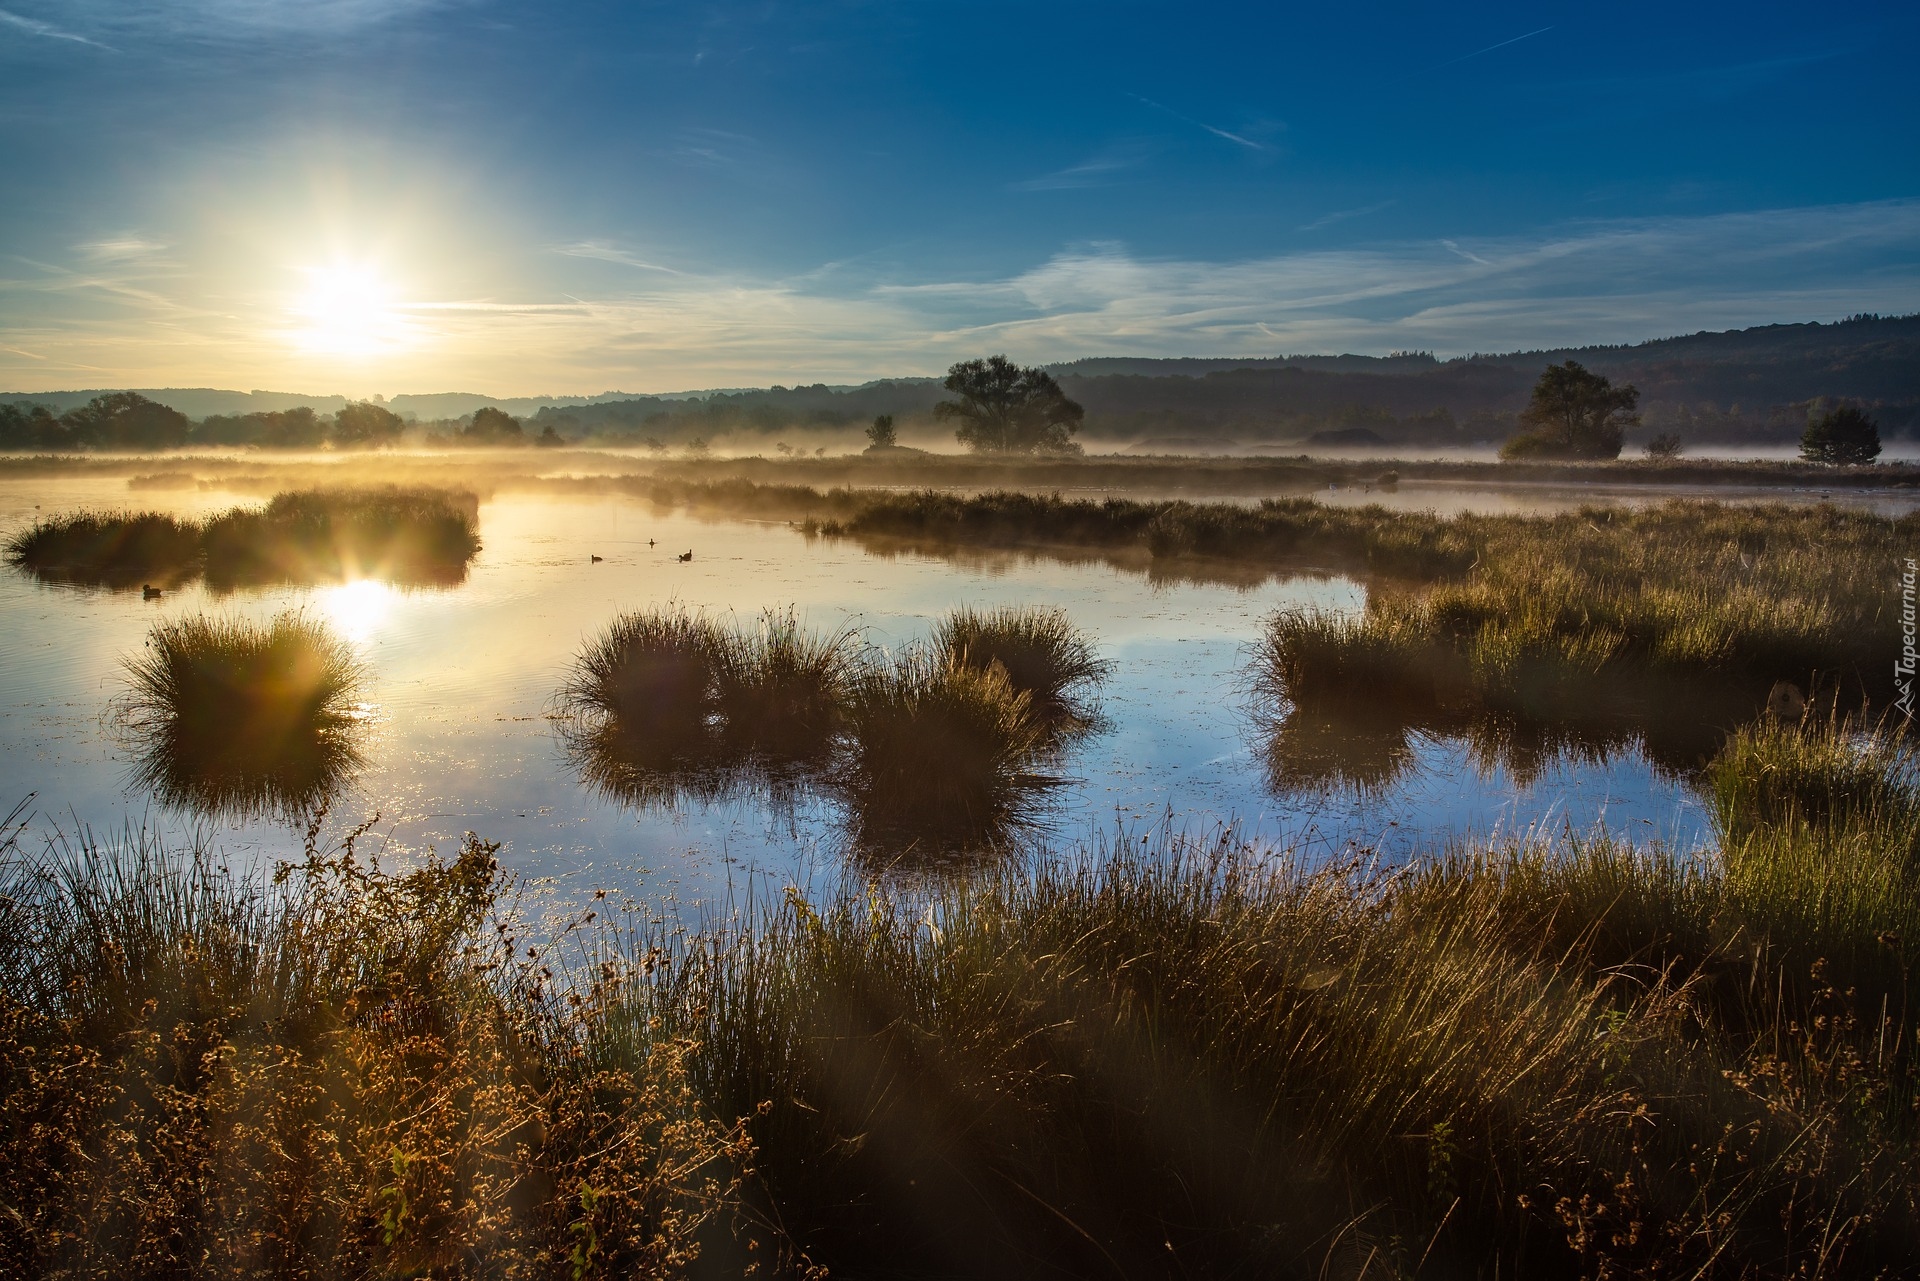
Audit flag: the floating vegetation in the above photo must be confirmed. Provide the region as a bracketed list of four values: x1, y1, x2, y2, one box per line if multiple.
[117, 613, 367, 820]
[5, 486, 481, 590]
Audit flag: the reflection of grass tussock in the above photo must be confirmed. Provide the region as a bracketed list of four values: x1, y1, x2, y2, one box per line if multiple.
[4, 510, 202, 585]
[838, 650, 1054, 852]
[118, 613, 366, 820]
[0, 824, 756, 1278]
[932, 604, 1108, 722]
[631, 725, 1920, 1277]
[4, 486, 480, 590]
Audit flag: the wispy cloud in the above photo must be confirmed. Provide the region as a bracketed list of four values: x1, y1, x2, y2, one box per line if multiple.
[1013, 144, 1150, 192]
[1298, 200, 1395, 233]
[0, 8, 112, 49]
[1128, 94, 1274, 152]
[552, 241, 688, 276]
[1440, 239, 1489, 265]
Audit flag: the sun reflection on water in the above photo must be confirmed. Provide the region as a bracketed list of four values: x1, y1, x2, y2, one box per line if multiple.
[319, 579, 393, 644]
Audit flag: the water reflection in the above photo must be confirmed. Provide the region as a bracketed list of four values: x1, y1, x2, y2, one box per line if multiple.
[116, 613, 369, 822]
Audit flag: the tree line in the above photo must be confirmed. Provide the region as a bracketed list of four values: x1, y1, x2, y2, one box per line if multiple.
[0, 394, 564, 452]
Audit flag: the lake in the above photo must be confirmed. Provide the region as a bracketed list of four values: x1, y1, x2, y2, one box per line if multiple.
[3, 470, 1852, 908]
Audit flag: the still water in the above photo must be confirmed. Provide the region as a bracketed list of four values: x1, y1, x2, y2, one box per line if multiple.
[0, 478, 1722, 905]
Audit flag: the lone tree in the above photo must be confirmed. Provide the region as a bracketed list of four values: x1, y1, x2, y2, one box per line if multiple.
[934, 356, 1083, 453]
[465, 406, 524, 442]
[866, 414, 897, 448]
[332, 400, 404, 447]
[1499, 360, 1638, 461]
[1800, 403, 1881, 465]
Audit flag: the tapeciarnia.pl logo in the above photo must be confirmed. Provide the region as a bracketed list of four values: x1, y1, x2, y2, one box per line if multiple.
[1900, 557, 1918, 720]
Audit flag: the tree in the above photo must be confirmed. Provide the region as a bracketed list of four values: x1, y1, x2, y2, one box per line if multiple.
[934, 356, 1083, 453]
[464, 406, 523, 442]
[866, 414, 897, 448]
[1800, 403, 1881, 465]
[1643, 432, 1683, 459]
[60, 392, 191, 449]
[1499, 361, 1638, 461]
[333, 401, 404, 447]
[0, 402, 68, 449]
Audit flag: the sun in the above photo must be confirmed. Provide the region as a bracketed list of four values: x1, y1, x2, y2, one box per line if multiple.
[318, 578, 393, 644]
[291, 261, 409, 357]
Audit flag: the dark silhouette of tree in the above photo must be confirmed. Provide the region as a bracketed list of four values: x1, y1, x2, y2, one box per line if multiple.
[0, 402, 68, 449]
[332, 401, 404, 447]
[60, 393, 191, 449]
[1499, 362, 1638, 460]
[866, 414, 897, 448]
[536, 424, 565, 447]
[1643, 432, 1683, 459]
[1800, 403, 1881, 465]
[934, 356, 1083, 453]
[464, 406, 523, 442]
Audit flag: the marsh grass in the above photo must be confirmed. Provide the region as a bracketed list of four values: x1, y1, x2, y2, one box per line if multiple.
[3, 486, 481, 590]
[200, 486, 482, 587]
[0, 820, 759, 1279]
[837, 649, 1056, 854]
[6, 716, 1920, 1277]
[3, 510, 202, 586]
[931, 604, 1108, 726]
[117, 613, 367, 820]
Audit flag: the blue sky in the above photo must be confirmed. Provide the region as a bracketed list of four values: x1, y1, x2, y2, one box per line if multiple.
[0, 0, 1914, 394]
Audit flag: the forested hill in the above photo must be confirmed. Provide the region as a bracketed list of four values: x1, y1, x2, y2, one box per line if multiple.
[3, 314, 1913, 450]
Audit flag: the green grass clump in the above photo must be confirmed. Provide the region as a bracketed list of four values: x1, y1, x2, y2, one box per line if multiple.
[838, 649, 1053, 851]
[4, 510, 202, 584]
[931, 604, 1108, 720]
[118, 613, 366, 820]
[0, 822, 757, 1278]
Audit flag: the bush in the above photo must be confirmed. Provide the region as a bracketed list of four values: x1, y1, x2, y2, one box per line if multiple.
[1644, 432, 1683, 459]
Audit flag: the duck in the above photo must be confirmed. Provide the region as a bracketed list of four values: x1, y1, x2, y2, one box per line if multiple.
[590, 554, 603, 563]
[648, 538, 656, 547]
[141, 584, 162, 600]
[677, 550, 693, 562]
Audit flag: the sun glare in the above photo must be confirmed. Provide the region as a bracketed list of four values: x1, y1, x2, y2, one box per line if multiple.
[319, 578, 393, 644]
[291, 261, 410, 357]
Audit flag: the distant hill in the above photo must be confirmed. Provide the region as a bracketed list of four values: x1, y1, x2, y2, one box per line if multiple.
[4, 314, 1913, 450]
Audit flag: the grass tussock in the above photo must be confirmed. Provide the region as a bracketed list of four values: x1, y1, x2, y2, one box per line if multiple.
[4, 486, 481, 590]
[0, 822, 761, 1279]
[557, 606, 858, 811]
[931, 603, 1108, 722]
[117, 613, 367, 820]
[838, 649, 1055, 853]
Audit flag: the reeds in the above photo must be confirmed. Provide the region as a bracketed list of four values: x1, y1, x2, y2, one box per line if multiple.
[117, 613, 368, 820]
[4, 486, 481, 590]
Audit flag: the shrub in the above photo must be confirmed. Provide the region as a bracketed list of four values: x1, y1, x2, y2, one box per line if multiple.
[116, 613, 366, 820]
[1644, 432, 1683, 459]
